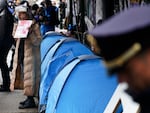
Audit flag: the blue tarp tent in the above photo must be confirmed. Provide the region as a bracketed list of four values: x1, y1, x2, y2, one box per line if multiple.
[40, 32, 119, 113]
[45, 55, 118, 113]
[40, 32, 94, 112]
[40, 32, 93, 79]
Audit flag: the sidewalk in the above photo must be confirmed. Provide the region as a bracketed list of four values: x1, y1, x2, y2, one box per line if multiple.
[0, 45, 38, 113]
[0, 90, 38, 113]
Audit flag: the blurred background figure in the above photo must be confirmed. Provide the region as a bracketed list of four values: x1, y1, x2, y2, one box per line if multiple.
[38, 0, 60, 36]
[0, 0, 15, 92]
[7, 0, 15, 14]
[59, 0, 67, 29]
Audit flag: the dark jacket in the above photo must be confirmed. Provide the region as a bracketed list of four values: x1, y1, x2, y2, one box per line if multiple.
[127, 88, 150, 113]
[0, 6, 14, 48]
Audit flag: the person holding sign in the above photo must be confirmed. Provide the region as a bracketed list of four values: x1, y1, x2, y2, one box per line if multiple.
[10, 2, 42, 109]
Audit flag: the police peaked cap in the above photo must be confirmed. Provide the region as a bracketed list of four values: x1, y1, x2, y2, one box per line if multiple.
[90, 5, 150, 74]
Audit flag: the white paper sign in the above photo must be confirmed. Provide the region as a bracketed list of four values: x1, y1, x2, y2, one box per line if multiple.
[14, 20, 32, 38]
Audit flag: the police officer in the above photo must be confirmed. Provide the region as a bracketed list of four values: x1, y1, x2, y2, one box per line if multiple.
[90, 5, 150, 113]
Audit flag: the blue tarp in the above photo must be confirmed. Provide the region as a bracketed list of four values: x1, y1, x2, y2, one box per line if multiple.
[45, 56, 118, 113]
[40, 32, 94, 112]
[40, 32, 93, 79]
[40, 32, 119, 113]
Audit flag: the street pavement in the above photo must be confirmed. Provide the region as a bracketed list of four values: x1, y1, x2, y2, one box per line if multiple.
[0, 50, 38, 113]
[0, 90, 38, 113]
